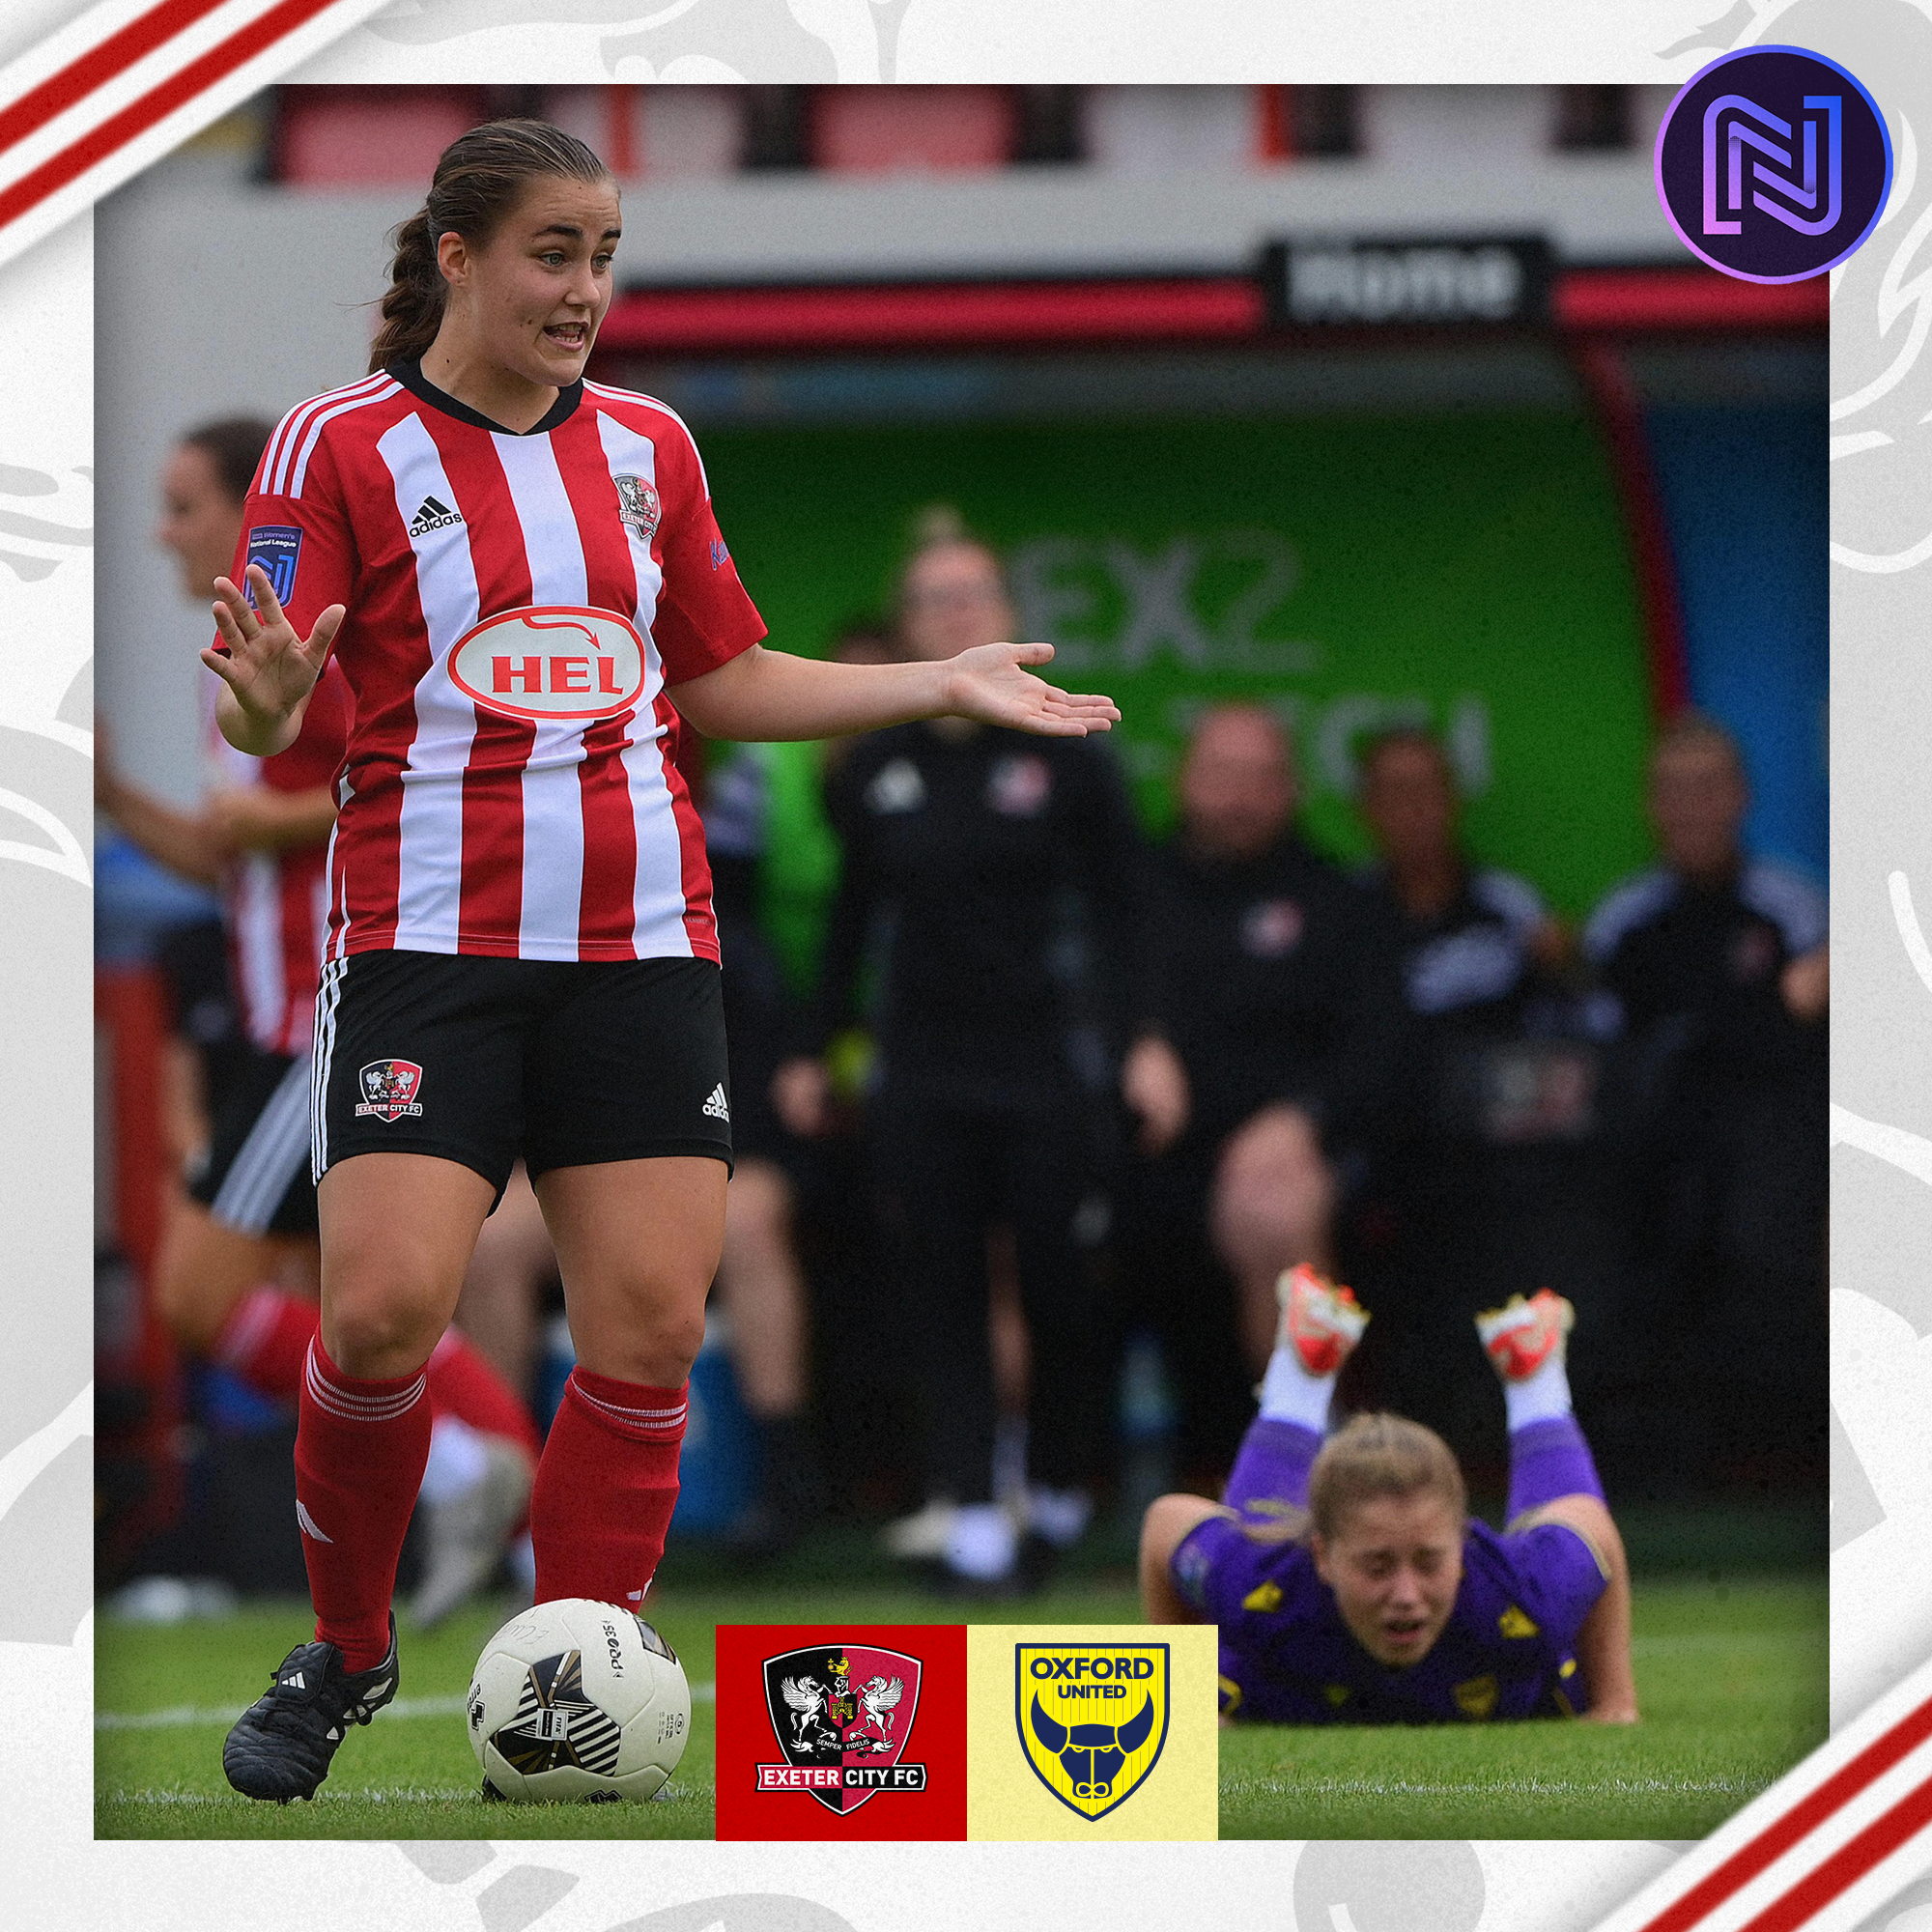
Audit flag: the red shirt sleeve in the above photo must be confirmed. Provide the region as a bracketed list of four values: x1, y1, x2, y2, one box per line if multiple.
[649, 416, 766, 685]
[219, 429, 357, 667]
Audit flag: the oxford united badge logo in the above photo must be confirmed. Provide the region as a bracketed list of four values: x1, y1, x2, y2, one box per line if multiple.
[1016, 1642, 1169, 1821]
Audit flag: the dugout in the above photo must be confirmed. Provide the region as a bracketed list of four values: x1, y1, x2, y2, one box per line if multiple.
[584, 250, 1826, 915]
[582, 242, 1827, 1509]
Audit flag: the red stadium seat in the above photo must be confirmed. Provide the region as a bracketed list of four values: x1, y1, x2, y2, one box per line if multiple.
[274, 87, 488, 186]
[810, 85, 1018, 173]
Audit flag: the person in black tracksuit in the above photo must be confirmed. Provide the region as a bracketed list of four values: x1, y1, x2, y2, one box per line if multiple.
[1123, 704, 1406, 1484]
[774, 524, 1178, 1590]
[1582, 714, 1828, 1486]
[1345, 727, 1606, 1479]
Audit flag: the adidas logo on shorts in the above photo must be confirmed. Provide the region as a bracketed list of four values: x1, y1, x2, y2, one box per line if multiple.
[409, 495, 463, 535]
[701, 1083, 730, 1122]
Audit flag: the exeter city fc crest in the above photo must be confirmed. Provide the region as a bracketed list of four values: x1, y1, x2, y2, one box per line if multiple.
[614, 473, 661, 542]
[757, 1643, 926, 1814]
[1017, 1641, 1169, 1821]
[355, 1059, 423, 1122]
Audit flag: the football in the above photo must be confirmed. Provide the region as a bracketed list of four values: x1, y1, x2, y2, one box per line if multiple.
[468, 1599, 691, 1802]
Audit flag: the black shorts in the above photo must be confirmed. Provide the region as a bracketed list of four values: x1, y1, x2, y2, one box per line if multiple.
[188, 1042, 320, 1238]
[312, 951, 732, 1201]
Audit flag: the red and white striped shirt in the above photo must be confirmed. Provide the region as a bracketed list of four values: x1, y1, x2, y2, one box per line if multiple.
[207, 661, 351, 1056]
[229, 360, 765, 964]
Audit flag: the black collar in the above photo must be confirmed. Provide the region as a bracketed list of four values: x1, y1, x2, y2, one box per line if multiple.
[389, 356, 582, 436]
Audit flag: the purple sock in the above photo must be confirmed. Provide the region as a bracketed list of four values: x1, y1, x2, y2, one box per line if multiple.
[1508, 1415, 1605, 1521]
[1224, 1418, 1323, 1516]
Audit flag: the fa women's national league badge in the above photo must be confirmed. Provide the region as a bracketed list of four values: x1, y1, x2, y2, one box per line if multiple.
[1655, 45, 1892, 283]
[966, 1625, 1218, 1840]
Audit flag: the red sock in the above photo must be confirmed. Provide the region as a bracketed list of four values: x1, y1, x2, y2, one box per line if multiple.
[213, 1292, 537, 1466]
[212, 1288, 319, 1404]
[425, 1327, 540, 1458]
[530, 1368, 687, 1608]
[295, 1339, 433, 1670]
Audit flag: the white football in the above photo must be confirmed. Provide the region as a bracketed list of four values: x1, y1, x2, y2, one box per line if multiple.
[468, 1598, 690, 1802]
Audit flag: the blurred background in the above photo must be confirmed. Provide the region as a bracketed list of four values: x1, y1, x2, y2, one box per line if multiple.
[95, 82, 1826, 1617]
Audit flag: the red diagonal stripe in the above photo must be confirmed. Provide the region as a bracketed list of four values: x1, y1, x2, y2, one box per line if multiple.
[0, 0, 343, 235]
[0, 0, 232, 158]
[1640, 1696, 1932, 1932]
[1738, 1770, 1932, 1932]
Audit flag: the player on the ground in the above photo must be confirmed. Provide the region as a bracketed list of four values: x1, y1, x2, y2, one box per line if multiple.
[1139, 1267, 1637, 1723]
[97, 415, 542, 1628]
[207, 118, 1117, 1801]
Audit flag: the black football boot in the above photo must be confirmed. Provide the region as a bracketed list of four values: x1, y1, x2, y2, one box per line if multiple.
[222, 1616, 399, 1802]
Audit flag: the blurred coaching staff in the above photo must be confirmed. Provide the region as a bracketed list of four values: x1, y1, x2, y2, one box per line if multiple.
[207, 118, 1120, 1803]
[1583, 713, 1827, 1480]
[1345, 726, 1590, 1463]
[777, 517, 1176, 1595]
[1123, 704, 1405, 1479]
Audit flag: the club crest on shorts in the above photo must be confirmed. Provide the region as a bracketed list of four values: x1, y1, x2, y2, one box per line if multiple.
[1017, 1641, 1169, 1821]
[355, 1059, 424, 1122]
[614, 473, 661, 542]
[757, 1643, 926, 1814]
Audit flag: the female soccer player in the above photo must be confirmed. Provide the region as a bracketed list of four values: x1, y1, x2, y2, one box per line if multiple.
[208, 119, 1117, 1801]
[98, 416, 541, 1629]
[1140, 1270, 1638, 1723]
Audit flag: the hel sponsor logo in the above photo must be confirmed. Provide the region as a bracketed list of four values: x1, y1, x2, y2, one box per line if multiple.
[448, 605, 647, 724]
[244, 525, 303, 606]
[614, 473, 660, 541]
[1017, 1642, 1169, 1820]
[757, 1643, 925, 1815]
[709, 538, 730, 571]
[355, 1059, 423, 1122]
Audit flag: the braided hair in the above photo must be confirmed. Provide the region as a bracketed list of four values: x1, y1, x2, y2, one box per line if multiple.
[368, 118, 611, 373]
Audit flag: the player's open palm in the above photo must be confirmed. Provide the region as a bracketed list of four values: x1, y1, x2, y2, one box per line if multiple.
[201, 563, 344, 749]
[945, 641, 1120, 737]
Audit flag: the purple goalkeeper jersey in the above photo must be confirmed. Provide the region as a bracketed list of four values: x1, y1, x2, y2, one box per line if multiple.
[1172, 1515, 1607, 1723]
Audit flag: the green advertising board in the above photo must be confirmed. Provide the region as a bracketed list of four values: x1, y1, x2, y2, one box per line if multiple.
[700, 409, 1655, 923]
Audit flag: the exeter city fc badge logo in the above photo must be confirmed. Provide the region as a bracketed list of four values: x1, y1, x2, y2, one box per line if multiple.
[355, 1059, 423, 1122]
[614, 473, 661, 542]
[757, 1644, 926, 1814]
[1017, 1641, 1169, 1821]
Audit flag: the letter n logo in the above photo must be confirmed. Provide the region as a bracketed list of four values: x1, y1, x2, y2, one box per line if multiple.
[1015, 1642, 1169, 1821]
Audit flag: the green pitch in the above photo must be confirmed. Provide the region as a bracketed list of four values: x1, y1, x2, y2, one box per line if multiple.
[97, 1571, 1822, 1840]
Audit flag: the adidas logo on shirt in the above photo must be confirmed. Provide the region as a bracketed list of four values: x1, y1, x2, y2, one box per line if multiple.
[409, 495, 463, 536]
[701, 1083, 730, 1122]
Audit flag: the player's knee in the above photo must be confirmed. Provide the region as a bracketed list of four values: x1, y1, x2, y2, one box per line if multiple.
[321, 1293, 440, 1379]
[585, 1299, 707, 1387]
[151, 1252, 203, 1343]
[150, 1233, 237, 1351]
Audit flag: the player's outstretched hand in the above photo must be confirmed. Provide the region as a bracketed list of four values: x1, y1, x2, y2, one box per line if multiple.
[943, 641, 1120, 737]
[201, 564, 344, 754]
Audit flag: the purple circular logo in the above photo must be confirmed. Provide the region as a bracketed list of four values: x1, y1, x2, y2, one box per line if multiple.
[1655, 44, 1892, 283]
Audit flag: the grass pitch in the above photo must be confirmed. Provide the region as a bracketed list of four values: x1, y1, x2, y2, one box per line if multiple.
[97, 1565, 1822, 1840]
